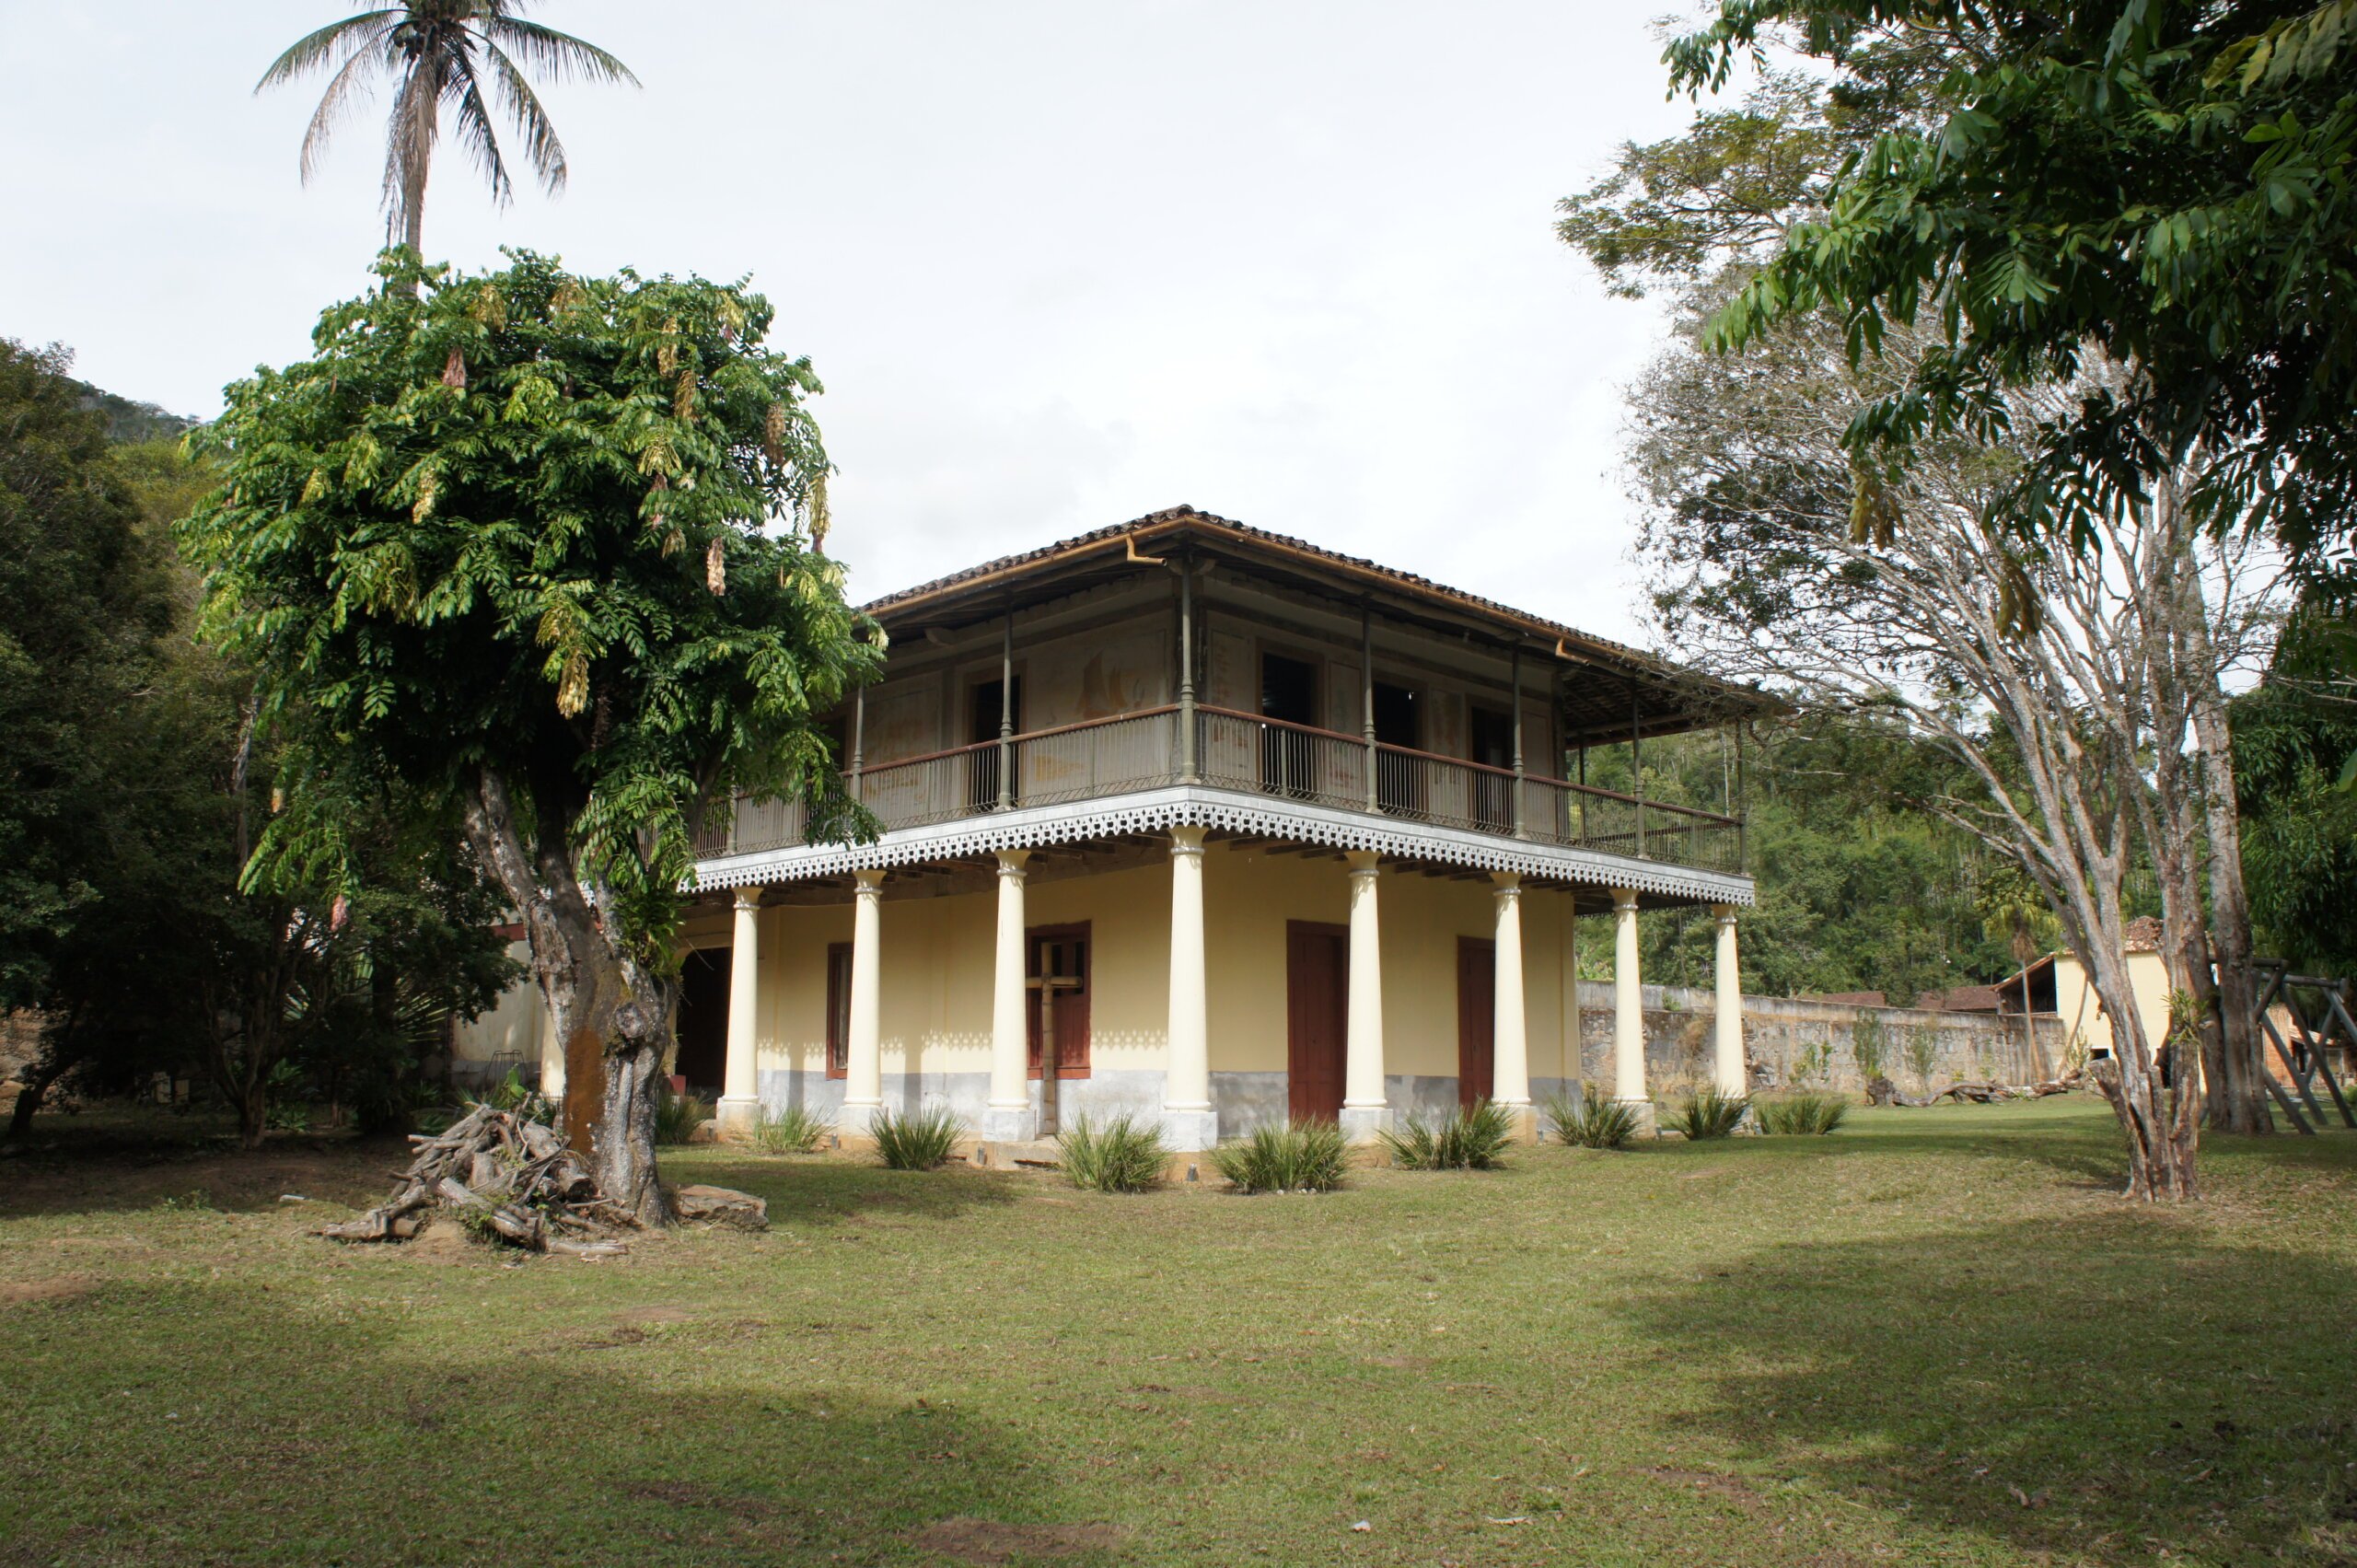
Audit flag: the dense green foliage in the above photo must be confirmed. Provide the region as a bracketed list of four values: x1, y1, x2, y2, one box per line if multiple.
[1, 343, 513, 1142]
[2233, 599, 2357, 972]
[1757, 1090, 1852, 1135]
[1054, 1112, 1172, 1193]
[181, 250, 871, 964]
[1588, 722, 2027, 1002]
[1209, 1120, 1350, 1193]
[1378, 1098, 1515, 1171]
[871, 1104, 963, 1171]
[1544, 1088, 1641, 1149]
[1661, 2, 2357, 558]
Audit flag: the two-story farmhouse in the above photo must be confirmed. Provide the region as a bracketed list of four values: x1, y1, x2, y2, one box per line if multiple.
[543, 506, 1760, 1155]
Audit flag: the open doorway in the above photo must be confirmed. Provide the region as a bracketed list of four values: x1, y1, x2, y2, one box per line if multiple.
[673, 947, 730, 1097]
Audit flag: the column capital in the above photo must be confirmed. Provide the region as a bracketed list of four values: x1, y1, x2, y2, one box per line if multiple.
[1492, 871, 1521, 907]
[1612, 886, 1640, 913]
[732, 884, 765, 912]
[853, 867, 886, 895]
[1168, 823, 1208, 857]
[1345, 849, 1381, 877]
[1713, 902, 1738, 925]
[995, 848, 1031, 877]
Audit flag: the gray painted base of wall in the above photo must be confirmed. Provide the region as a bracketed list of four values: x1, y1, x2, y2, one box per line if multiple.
[761, 1067, 1592, 1144]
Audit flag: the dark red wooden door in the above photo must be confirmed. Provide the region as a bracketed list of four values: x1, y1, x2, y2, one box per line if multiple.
[1457, 936, 1495, 1108]
[1287, 923, 1350, 1121]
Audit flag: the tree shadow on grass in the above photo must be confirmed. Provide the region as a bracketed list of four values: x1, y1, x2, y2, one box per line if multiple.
[0, 1276, 1115, 1568]
[1618, 1212, 2357, 1565]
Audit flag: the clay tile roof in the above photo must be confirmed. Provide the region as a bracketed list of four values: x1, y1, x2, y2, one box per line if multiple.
[2121, 916, 2164, 953]
[859, 505, 1672, 673]
[1799, 991, 1887, 1007]
[1919, 984, 2003, 1014]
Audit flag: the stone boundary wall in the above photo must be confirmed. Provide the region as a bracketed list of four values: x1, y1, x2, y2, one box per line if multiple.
[1572, 981, 2067, 1097]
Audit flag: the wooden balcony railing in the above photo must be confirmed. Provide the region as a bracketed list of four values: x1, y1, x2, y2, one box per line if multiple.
[696, 706, 1745, 876]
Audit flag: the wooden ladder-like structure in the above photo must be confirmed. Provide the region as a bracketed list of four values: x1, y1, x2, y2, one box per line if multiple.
[2250, 963, 2357, 1134]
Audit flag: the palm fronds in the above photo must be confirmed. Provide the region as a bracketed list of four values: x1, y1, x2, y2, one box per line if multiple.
[1210, 1121, 1350, 1194]
[1380, 1098, 1515, 1170]
[1055, 1114, 1171, 1193]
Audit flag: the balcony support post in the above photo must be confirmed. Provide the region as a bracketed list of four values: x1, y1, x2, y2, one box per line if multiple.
[842, 868, 887, 1135]
[1341, 851, 1389, 1143]
[715, 885, 765, 1140]
[1713, 903, 1747, 1098]
[1611, 887, 1653, 1132]
[1509, 642, 1527, 839]
[998, 605, 1016, 810]
[1361, 603, 1378, 811]
[1177, 564, 1198, 784]
[1163, 826, 1217, 1151]
[851, 685, 865, 804]
[1631, 693, 1646, 859]
[983, 850, 1034, 1143]
[1491, 873, 1533, 1139]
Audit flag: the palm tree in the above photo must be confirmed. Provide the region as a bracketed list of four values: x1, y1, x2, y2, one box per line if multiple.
[258, 3, 638, 256]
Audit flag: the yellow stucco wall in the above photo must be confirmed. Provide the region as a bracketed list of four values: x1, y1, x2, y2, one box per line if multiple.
[720, 846, 1584, 1094]
[2051, 949, 2173, 1060]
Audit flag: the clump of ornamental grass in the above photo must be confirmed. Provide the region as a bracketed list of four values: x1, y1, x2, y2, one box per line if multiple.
[654, 1088, 711, 1146]
[1380, 1098, 1515, 1170]
[1755, 1090, 1849, 1136]
[1210, 1120, 1350, 1194]
[754, 1102, 833, 1154]
[1055, 1113, 1171, 1193]
[1542, 1087, 1639, 1150]
[1669, 1083, 1751, 1140]
[872, 1103, 963, 1170]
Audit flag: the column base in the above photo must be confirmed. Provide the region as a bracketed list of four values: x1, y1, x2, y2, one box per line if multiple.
[981, 1103, 1038, 1144]
[1615, 1098, 1659, 1137]
[714, 1096, 761, 1141]
[1159, 1107, 1219, 1153]
[1339, 1104, 1391, 1144]
[838, 1100, 884, 1136]
[1493, 1099, 1537, 1143]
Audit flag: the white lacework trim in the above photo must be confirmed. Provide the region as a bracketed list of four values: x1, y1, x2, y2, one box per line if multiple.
[691, 784, 1754, 906]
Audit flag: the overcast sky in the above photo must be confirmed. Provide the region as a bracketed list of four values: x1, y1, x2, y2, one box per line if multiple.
[0, 2, 1724, 644]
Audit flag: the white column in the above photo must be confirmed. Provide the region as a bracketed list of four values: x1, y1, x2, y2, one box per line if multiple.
[1341, 851, 1388, 1142]
[983, 850, 1034, 1143]
[1163, 827, 1217, 1150]
[1491, 873, 1532, 1137]
[1713, 903, 1747, 1096]
[715, 885, 765, 1138]
[842, 868, 886, 1133]
[1611, 887, 1651, 1128]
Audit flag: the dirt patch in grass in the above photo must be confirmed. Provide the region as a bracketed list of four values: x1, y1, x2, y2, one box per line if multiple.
[623, 1480, 780, 1521]
[401, 1218, 487, 1264]
[612, 1304, 697, 1326]
[1363, 1353, 1434, 1370]
[911, 1517, 1127, 1564]
[0, 1275, 90, 1306]
[1643, 1465, 1765, 1511]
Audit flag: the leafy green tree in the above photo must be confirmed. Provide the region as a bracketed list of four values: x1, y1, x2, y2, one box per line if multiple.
[2234, 600, 2357, 973]
[180, 251, 876, 1220]
[258, 1, 637, 254]
[1658, 2, 2357, 558]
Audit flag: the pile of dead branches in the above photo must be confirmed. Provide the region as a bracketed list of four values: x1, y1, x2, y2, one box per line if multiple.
[319, 1104, 636, 1257]
[1866, 1070, 2085, 1108]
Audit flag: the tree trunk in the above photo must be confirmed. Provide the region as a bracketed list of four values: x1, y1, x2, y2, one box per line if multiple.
[462, 767, 675, 1227]
[2188, 667, 2271, 1134]
[6, 1055, 64, 1141]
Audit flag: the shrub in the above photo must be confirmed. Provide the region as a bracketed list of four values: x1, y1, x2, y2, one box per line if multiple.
[1056, 1113, 1170, 1193]
[1542, 1086, 1639, 1150]
[1755, 1091, 1849, 1136]
[1210, 1120, 1349, 1193]
[1381, 1098, 1515, 1170]
[655, 1088, 711, 1146]
[754, 1101, 833, 1155]
[1669, 1083, 1750, 1139]
[872, 1103, 963, 1170]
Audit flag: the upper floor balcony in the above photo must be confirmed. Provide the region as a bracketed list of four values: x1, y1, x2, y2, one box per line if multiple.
[691, 507, 1765, 907]
[696, 701, 1744, 877]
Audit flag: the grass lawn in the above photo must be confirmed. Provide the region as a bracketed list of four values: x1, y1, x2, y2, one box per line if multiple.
[4, 1098, 2355, 1567]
